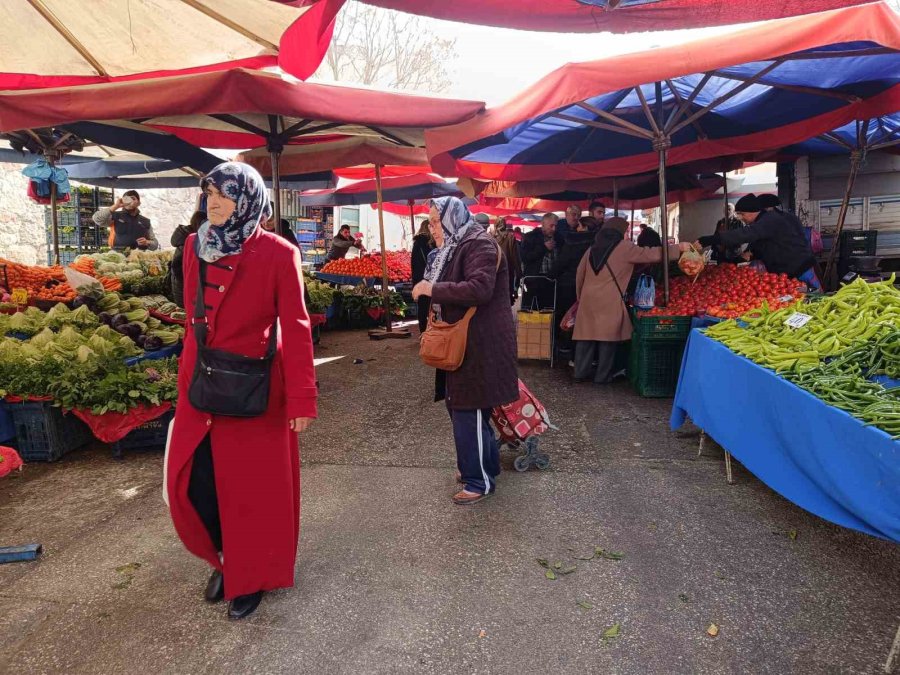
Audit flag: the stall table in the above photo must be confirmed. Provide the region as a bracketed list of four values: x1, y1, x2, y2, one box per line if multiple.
[671, 330, 900, 543]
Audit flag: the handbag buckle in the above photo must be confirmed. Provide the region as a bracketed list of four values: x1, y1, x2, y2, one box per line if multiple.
[191, 317, 208, 325]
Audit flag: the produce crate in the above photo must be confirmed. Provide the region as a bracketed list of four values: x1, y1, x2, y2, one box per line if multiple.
[110, 409, 174, 459]
[631, 312, 693, 342]
[0, 404, 15, 444]
[628, 336, 687, 398]
[8, 401, 92, 462]
[839, 230, 877, 257]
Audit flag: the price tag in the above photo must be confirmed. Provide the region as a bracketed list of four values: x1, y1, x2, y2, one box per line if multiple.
[10, 288, 28, 305]
[784, 312, 812, 329]
[778, 295, 794, 303]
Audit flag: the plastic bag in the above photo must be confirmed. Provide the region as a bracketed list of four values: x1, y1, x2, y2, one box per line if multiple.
[633, 274, 656, 310]
[64, 267, 104, 299]
[559, 301, 579, 331]
[806, 227, 824, 255]
[678, 246, 705, 277]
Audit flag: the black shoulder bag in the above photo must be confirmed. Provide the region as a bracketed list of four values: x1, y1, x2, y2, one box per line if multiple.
[188, 252, 277, 417]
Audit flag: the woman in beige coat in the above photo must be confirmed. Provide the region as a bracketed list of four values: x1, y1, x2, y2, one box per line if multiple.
[573, 217, 691, 383]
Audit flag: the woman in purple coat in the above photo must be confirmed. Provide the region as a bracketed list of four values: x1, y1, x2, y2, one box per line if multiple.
[413, 197, 519, 505]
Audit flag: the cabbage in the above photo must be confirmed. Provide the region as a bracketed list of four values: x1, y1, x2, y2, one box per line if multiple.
[56, 326, 83, 347]
[30, 328, 56, 349]
[76, 345, 96, 363]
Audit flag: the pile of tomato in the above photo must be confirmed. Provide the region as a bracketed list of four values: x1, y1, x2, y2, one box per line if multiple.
[638, 264, 805, 319]
[320, 251, 411, 283]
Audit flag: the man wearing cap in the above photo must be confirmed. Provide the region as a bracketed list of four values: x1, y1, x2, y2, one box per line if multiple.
[697, 194, 820, 289]
[474, 212, 492, 233]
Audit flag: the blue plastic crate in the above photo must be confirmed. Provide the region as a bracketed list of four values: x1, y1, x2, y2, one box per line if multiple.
[124, 343, 183, 366]
[7, 401, 92, 462]
[110, 409, 174, 458]
[0, 404, 15, 444]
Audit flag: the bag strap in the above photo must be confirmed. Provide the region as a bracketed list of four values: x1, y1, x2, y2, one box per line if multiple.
[191, 238, 278, 355]
[426, 238, 503, 326]
[605, 251, 635, 329]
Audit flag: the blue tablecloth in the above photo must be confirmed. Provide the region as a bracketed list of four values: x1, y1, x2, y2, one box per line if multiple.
[124, 343, 182, 366]
[671, 330, 900, 543]
[315, 273, 377, 287]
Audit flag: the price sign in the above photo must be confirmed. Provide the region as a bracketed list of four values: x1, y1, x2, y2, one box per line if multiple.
[778, 295, 795, 303]
[784, 312, 812, 329]
[10, 288, 28, 306]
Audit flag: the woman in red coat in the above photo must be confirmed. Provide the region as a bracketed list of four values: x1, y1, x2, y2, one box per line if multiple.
[166, 162, 317, 620]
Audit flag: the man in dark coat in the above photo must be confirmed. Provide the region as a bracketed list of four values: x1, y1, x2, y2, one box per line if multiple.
[636, 223, 662, 248]
[550, 216, 596, 355]
[413, 197, 518, 506]
[698, 194, 818, 283]
[521, 213, 559, 309]
[170, 210, 206, 307]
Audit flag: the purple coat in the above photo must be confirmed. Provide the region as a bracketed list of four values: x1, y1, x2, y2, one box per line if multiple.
[431, 227, 519, 410]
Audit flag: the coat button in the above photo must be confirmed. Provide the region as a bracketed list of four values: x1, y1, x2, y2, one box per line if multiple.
[218, 286, 225, 292]
[206, 419, 212, 426]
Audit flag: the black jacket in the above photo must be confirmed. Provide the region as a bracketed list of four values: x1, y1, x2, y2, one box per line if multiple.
[637, 227, 662, 248]
[521, 227, 554, 277]
[411, 234, 434, 284]
[549, 230, 593, 288]
[169, 225, 193, 308]
[717, 210, 815, 277]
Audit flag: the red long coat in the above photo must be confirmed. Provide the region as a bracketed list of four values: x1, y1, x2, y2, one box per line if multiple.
[166, 228, 318, 600]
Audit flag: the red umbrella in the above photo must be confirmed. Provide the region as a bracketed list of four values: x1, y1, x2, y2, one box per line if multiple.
[284, 0, 872, 33]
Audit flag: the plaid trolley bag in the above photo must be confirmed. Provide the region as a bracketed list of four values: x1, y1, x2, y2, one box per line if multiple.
[491, 379, 556, 472]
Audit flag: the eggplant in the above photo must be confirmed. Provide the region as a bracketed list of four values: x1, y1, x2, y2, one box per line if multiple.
[111, 313, 128, 328]
[97, 312, 113, 326]
[143, 335, 163, 352]
[71, 296, 86, 309]
[124, 323, 143, 340]
[115, 323, 132, 336]
[135, 334, 148, 349]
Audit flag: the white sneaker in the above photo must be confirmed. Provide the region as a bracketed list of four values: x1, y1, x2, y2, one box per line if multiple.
[568, 360, 575, 368]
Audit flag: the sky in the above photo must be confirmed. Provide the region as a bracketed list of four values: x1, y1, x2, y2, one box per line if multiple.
[310, 3, 753, 106]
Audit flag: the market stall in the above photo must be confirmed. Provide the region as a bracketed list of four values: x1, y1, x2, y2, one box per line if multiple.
[0, 251, 184, 461]
[426, 2, 900, 303]
[670, 277, 900, 542]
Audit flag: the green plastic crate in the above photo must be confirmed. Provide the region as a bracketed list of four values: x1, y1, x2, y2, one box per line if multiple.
[628, 335, 687, 398]
[631, 312, 693, 341]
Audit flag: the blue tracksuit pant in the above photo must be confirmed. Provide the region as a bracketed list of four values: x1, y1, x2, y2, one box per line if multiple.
[449, 406, 500, 494]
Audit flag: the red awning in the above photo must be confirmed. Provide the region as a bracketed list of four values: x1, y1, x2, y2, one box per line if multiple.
[0, 1, 337, 89]
[427, 3, 900, 181]
[0, 68, 485, 138]
[283, 0, 874, 33]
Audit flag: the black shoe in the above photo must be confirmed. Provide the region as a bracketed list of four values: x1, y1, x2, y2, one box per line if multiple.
[204, 569, 224, 603]
[228, 591, 264, 620]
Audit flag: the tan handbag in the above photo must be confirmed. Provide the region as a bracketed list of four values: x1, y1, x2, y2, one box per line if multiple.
[419, 243, 501, 371]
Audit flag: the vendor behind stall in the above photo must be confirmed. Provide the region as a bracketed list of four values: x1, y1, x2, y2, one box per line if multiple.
[326, 224, 366, 261]
[92, 190, 159, 251]
[697, 194, 821, 290]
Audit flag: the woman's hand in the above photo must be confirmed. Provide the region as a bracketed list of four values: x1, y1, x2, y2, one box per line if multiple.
[412, 280, 433, 300]
[289, 417, 313, 432]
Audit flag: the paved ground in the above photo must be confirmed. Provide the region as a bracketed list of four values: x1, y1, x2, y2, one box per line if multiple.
[0, 328, 898, 675]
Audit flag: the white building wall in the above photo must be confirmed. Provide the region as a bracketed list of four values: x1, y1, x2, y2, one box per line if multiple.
[0, 162, 197, 264]
[337, 205, 415, 252]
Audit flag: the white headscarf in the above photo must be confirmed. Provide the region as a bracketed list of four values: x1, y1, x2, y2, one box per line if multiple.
[424, 196, 478, 283]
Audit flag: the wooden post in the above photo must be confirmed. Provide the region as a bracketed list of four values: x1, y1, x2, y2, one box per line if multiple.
[50, 181, 60, 266]
[823, 150, 862, 288]
[722, 170, 730, 221]
[655, 82, 671, 305]
[630, 208, 636, 242]
[375, 165, 392, 332]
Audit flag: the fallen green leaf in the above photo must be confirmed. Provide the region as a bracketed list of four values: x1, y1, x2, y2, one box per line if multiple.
[577, 600, 593, 610]
[559, 565, 577, 575]
[553, 561, 563, 570]
[602, 623, 621, 640]
[678, 593, 690, 603]
[788, 529, 798, 541]
[115, 562, 142, 575]
[536, 558, 549, 568]
[595, 548, 625, 561]
[573, 552, 595, 561]
[545, 569, 557, 581]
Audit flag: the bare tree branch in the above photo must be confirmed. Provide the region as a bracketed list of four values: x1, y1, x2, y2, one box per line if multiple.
[318, 1, 457, 94]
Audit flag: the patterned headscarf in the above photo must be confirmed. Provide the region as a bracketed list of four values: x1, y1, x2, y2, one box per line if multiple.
[197, 162, 272, 263]
[424, 196, 478, 283]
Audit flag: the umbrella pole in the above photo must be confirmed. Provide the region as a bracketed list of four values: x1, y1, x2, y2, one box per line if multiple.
[630, 208, 636, 243]
[376, 165, 392, 332]
[270, 149, 283, 236]
[823, 150, 862, 288]
[50, 181, 60, 266]
[657, 147, 670, 305]
[409, 200, 416, 245]
[722, 170, 729, 222]
[613, 178, 619, 217]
